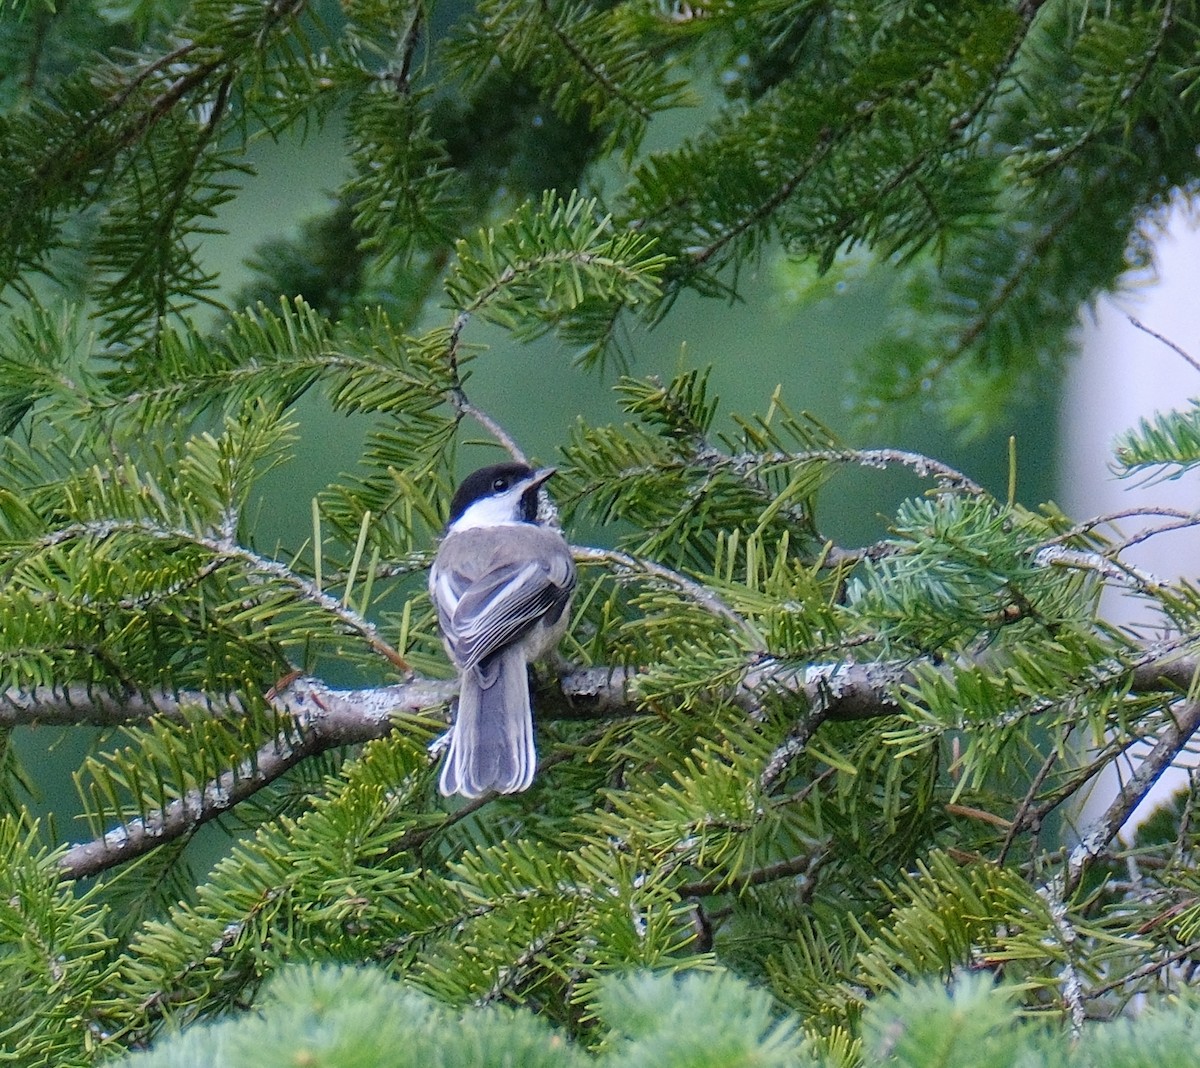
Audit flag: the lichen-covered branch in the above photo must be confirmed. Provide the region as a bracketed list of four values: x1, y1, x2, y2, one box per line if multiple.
[47, 648, 1200, 881]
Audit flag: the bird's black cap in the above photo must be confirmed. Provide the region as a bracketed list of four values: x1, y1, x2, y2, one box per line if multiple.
[447, 463, 554, 526]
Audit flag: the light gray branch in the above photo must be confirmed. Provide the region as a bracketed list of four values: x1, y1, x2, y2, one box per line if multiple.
[45, 648, 1200, 882]
[1064, 698, 1200, 895]
[56, 676, 444, 880]
[764, 447, 986, 496]
[53, 670, 632, 881]
[573, 545, 758, 641]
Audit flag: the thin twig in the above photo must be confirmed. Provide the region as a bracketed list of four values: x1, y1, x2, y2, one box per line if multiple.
[573, 545, 757, 642]
[676, 848, 827, 898]
[1064, 699, 1200, 895]
[1042, 505, 1200, 547]
[448, 388, 528, 465]
[997, 747, 1059, 864]
[1127, 315, 1200, 375]
[1087, 938, 1200, 1000]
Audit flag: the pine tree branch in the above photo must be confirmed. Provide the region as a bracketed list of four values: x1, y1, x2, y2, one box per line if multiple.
[38, 518, 413, 673]
[1064, 698, 1200, 895]
[45, 647, 1200, 880]
[573, 545, 756, 640]
[676, 847, 828, 899]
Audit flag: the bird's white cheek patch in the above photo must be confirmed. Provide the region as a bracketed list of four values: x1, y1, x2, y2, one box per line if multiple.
[449, 495, 526, 531]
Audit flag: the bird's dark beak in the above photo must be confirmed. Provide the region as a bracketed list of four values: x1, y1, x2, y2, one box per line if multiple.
[531, 466, 556, 487]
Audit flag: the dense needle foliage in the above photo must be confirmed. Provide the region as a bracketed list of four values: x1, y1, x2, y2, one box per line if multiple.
[1, 0, 1200, 1063]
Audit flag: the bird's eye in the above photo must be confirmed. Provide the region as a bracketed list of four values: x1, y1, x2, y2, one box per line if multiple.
[492, 477, 509, 491]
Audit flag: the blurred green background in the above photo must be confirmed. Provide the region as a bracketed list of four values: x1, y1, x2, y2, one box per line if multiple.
[210, 117, 1059, 564]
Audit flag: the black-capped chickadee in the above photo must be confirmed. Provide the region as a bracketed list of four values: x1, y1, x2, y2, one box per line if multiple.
[430, 463, 576, 797]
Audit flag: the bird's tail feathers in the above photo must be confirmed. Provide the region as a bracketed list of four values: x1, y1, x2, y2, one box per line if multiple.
[438, 647, 535, 798]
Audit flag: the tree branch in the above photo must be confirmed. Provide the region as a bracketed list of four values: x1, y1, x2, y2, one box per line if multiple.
[1064, 698, 1200, 895]
[573, 545, 757, 641]
[54, 670, 637, 880]
[47, 647, 1200, 881]
[1127, 315, 1200, 376]
[36, 518, 413, 674]
[56, 675, 446, 880]
[676, 847, 828, 899]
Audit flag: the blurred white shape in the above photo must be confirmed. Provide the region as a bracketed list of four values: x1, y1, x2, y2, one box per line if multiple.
[1060, 196, 1200, 834]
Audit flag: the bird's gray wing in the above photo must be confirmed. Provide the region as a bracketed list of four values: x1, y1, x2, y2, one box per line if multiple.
[441, 557, 572, 670]
[432, 535, 574, 672]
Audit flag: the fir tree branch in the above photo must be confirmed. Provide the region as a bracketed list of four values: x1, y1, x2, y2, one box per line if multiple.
[38, 518, 413, 674]
[573, 545, 755, 639]
[382, 6, 424, 93]
[478, 911, 580, 1006]
[54, 671, 634, 879]
[1064, 698, 1200, 895]
[689, 0, 1046, 271]
[675, 847, 827, 899]
[60, 719, 318, 880]
[1039, 876, 1086, 1037]
[56, 674, 451, 880]
[672, 442, 985, 540]
[42, 645, 1200, 880]
[106, 40, 197, 107]
[690, 127, 836, 268]
[1028, 0, 1178, 183]
[23, 647, 1200, 748]
[537, 0, 650, 123]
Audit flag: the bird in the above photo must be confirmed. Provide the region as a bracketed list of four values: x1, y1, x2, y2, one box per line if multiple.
[429, 462, 576, 798]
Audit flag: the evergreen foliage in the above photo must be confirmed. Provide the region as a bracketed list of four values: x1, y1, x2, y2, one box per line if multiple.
[1, 0, 1200, 1064]
[112, 964, 1200, 1068]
